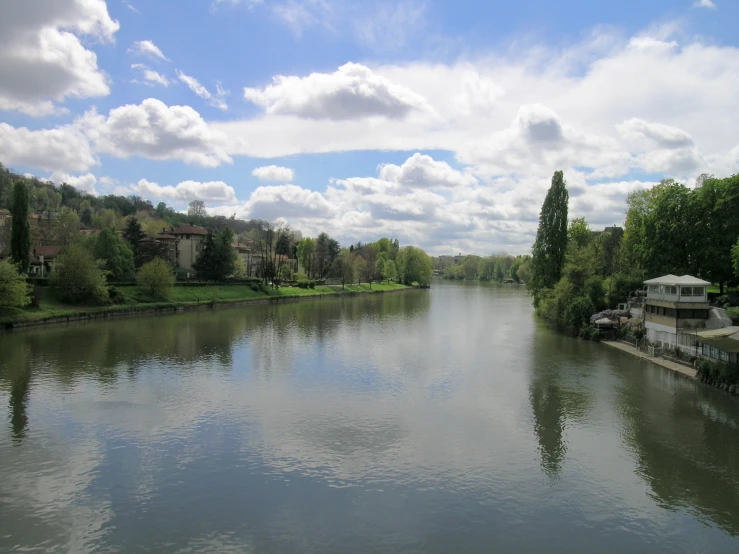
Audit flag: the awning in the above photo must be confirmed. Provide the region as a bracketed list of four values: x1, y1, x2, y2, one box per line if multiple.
[696, 326, 739, 339]
[700, 336, 739, 353]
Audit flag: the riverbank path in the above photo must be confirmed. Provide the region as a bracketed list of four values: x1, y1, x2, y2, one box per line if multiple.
[601, 341, 697, 379]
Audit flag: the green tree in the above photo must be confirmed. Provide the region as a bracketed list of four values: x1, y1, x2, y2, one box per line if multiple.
[530, 171, 569, 299]
[79, 200, 93, 228]
[297, 237, 316, 277]
[51, 244, 109, 304]
[396, 246, 433, 286]
[568, 217, 591, 249]
[462, 255, 479, 279]
[641, 182, 693, 278]
[329, 249, 355, 289]
[0, 259, 32, 307]
[10, 181, 31, 272]
[137, 258, 174, 299]
[384, 259, 398, 283]
[88, 227, 135, 281]
[193, 228, 237, 281]
[55, 207, 81, 246]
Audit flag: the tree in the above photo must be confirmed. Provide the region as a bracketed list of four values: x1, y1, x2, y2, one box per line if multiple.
[462, 255, 479, 279]
[233, 256, 248, 278]
[79, 200, 93, 228]
[10, 181, 31, 272]
[55, 207, 81, 246]
[88, 228, 135, 281]
[51, 244, 109, 304]
[188, 200, 207, 219]
[384, 259, 398, 283]
[122, 217, 146, 263]
[0, 259, 32, 307]
[137, 258, 174, 299]
[396, 246, 433, 286]
[530, 170, 569, 300]
[375, 252, 388, 282]
[329, 249, 355, 289]
[297, 237, 316, 278]
[354, 256, 367, 285]
[568, 217, 591, 249]
[193, 228, 237, 281]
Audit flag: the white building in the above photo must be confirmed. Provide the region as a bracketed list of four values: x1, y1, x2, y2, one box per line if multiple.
[644, 274, 711, 352]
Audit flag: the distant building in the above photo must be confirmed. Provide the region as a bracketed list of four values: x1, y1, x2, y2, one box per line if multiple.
[592, 226, 623, 237]
[644, 274, 711, 352]
[168, 225, 208, 273]
[30, 245, 62, 277]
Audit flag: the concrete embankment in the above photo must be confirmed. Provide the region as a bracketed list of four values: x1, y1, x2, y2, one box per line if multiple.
[2, 287, 416, 332]
[601, 340, 697, 378]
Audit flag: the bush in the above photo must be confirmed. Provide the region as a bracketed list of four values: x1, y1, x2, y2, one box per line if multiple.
[309, 280, 316, 289]
[137, 258, 175, 300]
[52, 244, 109, 304]
[107, 286, 127, 305]
[726, 307, 739, 325]
[0, 260, 32, 308]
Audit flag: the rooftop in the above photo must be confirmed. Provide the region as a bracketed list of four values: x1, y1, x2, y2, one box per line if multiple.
[644, 274, 711, 286]
[33, 245, 62, 258]
[169, 225, 208, 236]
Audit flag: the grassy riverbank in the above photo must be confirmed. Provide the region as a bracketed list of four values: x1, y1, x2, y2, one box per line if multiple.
[0, 282, 412, 328]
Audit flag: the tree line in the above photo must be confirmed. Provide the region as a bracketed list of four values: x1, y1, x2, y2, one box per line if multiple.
[436, 253, 531, 283]
[527, 169, 739, 334]
[0, 166, 434, 309]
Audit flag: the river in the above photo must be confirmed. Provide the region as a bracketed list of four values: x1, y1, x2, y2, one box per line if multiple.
[1, 281, 739, 553]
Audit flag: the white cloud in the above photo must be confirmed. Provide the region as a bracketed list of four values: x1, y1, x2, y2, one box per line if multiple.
[131, 178, 237, 204]
[252, 165, 295, 182]
[86, 98, 233, 167]
[0, 0, 118, 115]
[271, 0, 427, 50]
[131, 64, 171, 87]
[123, 1, 140, 14]
[243, 62, 432, 120]
[128, 40, 169, 61]
[48, 171, 97, 194]
[177, 70, 229, 110]
[694, 0, 716, 9]
[379, 153, 477, 188]
[0, 122, 97, 172]
[617, 118, 694, 149]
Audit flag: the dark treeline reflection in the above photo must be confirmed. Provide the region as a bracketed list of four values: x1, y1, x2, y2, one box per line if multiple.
[528, 326, 593, 478]
[613, 365, 739, 536]
[0, 292, 430, 437]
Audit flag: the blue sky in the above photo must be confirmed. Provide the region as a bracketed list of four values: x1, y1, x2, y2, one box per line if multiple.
[1, 0, 737, 254]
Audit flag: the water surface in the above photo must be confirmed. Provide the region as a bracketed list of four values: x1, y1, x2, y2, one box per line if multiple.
[1, 282, 739, 553]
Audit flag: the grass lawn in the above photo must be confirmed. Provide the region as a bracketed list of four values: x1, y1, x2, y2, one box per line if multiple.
[1, 281, 411, 326]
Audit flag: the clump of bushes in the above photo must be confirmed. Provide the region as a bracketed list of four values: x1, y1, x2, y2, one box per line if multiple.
[297, 280, 316, 289]
[137, 258, 175, 300]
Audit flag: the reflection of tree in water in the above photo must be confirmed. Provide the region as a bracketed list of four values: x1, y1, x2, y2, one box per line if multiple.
[1, 341, 33, 441]
[614, 366, 739, 535]
[245, 292, 431, 379]
[528, 328, 593, 478]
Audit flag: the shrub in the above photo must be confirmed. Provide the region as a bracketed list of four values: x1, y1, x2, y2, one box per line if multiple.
[726, 307, 739, 325]
[297, 280, 311, 289]
[309, 280, 316, 289]
[136, 258, 174, 300]
[52, 244, 109, 304]
[0, 259, 32, 308]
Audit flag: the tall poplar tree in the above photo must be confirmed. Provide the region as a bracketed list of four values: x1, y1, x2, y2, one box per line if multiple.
[529, 171, 569, 299]
[10, 181, 31, 272]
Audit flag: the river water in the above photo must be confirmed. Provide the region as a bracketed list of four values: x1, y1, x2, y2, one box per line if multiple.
[1, 282, 739, 553]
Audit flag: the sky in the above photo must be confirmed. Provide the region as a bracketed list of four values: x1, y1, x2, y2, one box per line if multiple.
[1, 0, 738, 256]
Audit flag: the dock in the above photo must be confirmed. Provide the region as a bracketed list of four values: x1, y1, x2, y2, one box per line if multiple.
[601, 341, 697, 379]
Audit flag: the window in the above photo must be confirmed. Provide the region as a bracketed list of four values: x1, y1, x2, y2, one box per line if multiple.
[692, 287, 705, 297]
[681, 287, 693, 297]
[679, 309, 693, 319]
[665, 285, 677, 295]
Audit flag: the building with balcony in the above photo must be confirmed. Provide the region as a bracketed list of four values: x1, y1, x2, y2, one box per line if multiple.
[644, 274, 711, 351]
